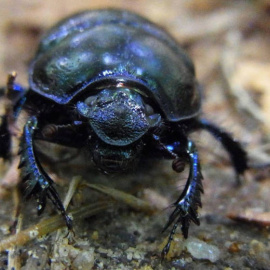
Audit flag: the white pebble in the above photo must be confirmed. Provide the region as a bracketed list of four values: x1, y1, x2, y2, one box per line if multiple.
[185, 237, 220, 262]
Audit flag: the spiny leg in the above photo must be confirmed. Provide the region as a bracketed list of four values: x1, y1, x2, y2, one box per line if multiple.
[19, 116, 72, 229]
[0, 85, 10, 159]
[5, 72, 26, 125]
[0, 114, 11, 159]
[195, 118, 248, 183]
[162, 140, 203, 259]
[0, 72, 25, 159]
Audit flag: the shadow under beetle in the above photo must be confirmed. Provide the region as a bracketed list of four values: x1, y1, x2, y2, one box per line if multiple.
[0, 9, 248, 257]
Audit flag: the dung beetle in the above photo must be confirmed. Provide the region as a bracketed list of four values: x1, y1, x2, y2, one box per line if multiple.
[0, 9, 248, 257]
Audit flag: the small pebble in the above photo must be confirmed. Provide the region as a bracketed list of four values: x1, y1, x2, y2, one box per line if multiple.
[186, 237, 220, 262]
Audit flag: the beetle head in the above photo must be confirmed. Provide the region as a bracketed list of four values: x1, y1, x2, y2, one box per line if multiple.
[76, 87, 161, 172]
[77, 88, 161, 146]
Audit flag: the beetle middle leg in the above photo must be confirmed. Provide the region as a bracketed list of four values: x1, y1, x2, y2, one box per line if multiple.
[161, 139, 203, 258]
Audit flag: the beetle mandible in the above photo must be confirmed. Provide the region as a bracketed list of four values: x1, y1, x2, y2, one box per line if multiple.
[0, 9, 248, 257]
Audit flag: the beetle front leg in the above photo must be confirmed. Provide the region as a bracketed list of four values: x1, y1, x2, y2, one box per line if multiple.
[162, 140, 203, 258]
[19, 116, 72, 229]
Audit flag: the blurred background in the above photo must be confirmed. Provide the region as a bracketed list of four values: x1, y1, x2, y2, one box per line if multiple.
[0, 0, 270, 269]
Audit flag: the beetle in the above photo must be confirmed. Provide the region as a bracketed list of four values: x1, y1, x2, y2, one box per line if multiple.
[0, 9, 248, 257]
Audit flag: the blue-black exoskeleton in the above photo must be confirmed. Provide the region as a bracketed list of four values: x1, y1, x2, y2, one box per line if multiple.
[0, 9, 248, 257]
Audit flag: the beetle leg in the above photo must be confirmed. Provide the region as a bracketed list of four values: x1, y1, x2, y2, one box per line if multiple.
[195, 118, 248, 183]
[0, 72, 26, 159]
[162, 140, 203, 258]
[18, 116, 72, 229]
[0, 114, 11, 159]
[36, 122, 88, 148]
